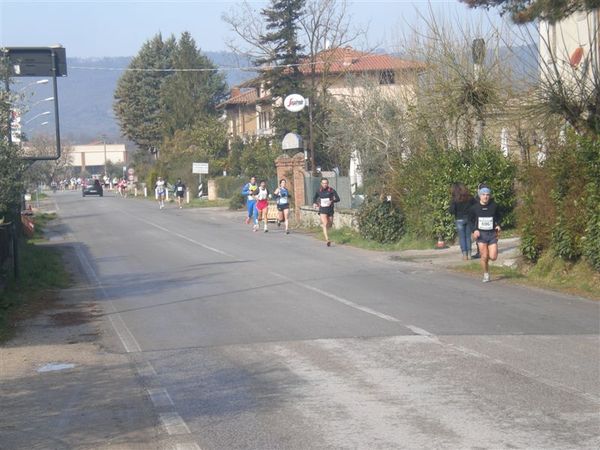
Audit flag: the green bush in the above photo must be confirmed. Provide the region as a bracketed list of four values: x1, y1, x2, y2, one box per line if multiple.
[520, 222, 542, 263]
[357, 198, 405, 243]
[393, 142, 516, 241]
[229, 193, 245, 211]
[215, 176, 244, 199]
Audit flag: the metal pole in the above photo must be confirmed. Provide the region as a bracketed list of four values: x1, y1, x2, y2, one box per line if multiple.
[50, 48, 61, 160]
[308, 95, 315, 173]
[103, 137, 107, 177]
[12, 221, 18, 279]
[4, 51, 12, 145]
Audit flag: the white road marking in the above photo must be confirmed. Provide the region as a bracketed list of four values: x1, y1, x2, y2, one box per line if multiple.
[73, 242, 142, 353]
[129, 215, 237, 259]
[137, 361, 157, 377]
[160, 412, 191, 435]
[271, 272, 401, 323]
[174, 443, 202, 450]
[147, 388, 175, 408]
[406, 325, 434, 337]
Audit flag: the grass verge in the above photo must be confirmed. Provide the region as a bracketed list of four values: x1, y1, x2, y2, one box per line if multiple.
[455, 254, 600, 300]
[0, 215, 70, 342]
[302, 226, 433, 252]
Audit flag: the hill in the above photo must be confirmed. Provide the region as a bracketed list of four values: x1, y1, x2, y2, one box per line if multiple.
[55, 53, 255, 144]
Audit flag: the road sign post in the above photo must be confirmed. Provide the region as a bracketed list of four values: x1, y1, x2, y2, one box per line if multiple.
[192, 162, 209, 198]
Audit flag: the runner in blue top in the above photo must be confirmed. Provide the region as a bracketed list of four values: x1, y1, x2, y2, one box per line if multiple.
[241, 176, 258, 225]
[273, 179, 291, 234]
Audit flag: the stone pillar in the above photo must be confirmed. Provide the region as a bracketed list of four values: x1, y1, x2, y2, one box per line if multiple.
[275, 152, 307, 221]
[208, 179, 217, 201]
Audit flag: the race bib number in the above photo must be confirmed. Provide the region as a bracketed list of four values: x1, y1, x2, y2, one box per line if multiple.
[320, 198, 332, 208]
[278, 197, 288, 205]
[478, 217, 494, 231]
[177, 186, 183, 192]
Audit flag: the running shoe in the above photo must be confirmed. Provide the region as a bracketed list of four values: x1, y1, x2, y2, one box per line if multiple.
[245, 217, 250, 224]
[264, 228, 268, 233]
[285, 230, 290, 235]
[326, 240, 331, 247]
[482, 273, 490, 283]
[253, 224, 258, 232]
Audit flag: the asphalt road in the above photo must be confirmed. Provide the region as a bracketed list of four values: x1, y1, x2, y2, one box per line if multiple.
[49, 190, 600, 449]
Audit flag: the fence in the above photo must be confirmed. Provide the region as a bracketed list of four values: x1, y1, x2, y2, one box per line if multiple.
[304, 174, 352, 209]
[0, 222, 17, 283]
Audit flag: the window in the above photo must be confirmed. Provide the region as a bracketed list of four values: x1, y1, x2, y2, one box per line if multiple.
[258, 111, 270, 130]
[379, 70, 395, 85]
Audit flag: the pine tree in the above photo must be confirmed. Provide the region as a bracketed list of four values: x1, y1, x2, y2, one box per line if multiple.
[160, 32, 227, 136]
[113, 33, 176, 152]
[257, 0, 308, 140]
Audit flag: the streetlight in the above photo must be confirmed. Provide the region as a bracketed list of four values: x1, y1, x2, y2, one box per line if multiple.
[24, 110, 50, 125]
[30, 96, 54, 108]
[18, 79, 49, 92]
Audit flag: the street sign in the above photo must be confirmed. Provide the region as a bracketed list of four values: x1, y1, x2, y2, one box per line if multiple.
[282, 132, 302, 150]
[192, 162, 209, 174]
[127, 168, 135, 175]
[2, 46, 67, 77]
[284, 94, 307, 112]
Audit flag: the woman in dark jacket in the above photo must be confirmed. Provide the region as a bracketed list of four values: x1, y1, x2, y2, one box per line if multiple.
[449, 183, 476, 260]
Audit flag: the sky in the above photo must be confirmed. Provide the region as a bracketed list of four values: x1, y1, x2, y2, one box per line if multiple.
[1, 0, 504, 58]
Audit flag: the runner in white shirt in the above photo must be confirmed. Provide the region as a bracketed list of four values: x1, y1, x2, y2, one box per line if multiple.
[155, 177, 166, 209]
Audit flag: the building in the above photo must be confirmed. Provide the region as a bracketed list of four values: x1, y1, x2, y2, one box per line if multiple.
[218, 46, 425, 142]
[539, 9, 599, 91]
[70, 142, 127, 175]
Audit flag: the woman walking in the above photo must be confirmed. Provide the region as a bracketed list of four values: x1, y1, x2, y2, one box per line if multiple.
[274, 179, 290, 234]
[155, 177, 166, 209]
[449, 183, 476, 260]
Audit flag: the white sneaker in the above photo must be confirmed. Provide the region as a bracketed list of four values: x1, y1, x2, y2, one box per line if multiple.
[482, 273, 490, 283]
[253, 224, 258, 232]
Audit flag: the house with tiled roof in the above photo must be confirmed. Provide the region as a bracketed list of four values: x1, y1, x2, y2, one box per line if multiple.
[218, 46, 425, 142]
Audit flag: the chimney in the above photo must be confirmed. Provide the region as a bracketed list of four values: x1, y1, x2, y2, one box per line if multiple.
[230, 87, 241, 98]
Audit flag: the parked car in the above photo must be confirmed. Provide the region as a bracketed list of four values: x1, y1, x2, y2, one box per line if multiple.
[82, 179, 103, 197]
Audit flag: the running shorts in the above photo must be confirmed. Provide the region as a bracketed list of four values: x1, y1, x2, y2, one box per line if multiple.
[257, 199, 269, 211]
[277, 203, 289, 211]
[476, 230, 498, 245]
[319, 207, 334, 217]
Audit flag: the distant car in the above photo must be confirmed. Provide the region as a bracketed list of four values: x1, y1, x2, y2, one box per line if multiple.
[82, 179, 103, 197]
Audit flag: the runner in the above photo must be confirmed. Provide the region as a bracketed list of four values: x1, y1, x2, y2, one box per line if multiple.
[273, 179, 290, 234]
[255, 180, 270, 232]
[241, 176, 258, 226]
[174, 178, 186, 209]
[312, 178, 340, 246]
[470, 185, 501, 282]
[155, 176, 166, 210]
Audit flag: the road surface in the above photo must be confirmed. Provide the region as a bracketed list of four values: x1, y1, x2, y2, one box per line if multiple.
[7, 191, 600, 449]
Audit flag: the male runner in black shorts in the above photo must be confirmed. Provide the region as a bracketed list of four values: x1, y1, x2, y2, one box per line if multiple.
[174, 178, 186, 209]
[470, 185, 501, 282]
[312, 178, 340, 246]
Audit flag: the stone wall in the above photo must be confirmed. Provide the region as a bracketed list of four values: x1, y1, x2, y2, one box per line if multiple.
[298, 206, 358, 231]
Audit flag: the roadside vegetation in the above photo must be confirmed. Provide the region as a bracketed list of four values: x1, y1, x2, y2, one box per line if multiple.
[0, 213, 70, 341]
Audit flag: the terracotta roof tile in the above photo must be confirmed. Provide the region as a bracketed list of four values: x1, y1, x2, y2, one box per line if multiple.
[298, 47, 425, 74]
[218, 89, 259, 107]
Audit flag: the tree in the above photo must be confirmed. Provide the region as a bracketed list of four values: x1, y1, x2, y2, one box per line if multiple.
[23, 135, 73, 187]
[0, 72, 25, 221]
[256, 0, 307, 139]
[114, 33, 176, 153]
[160, 32, 227, 136]
[460, 0, 600, 24]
